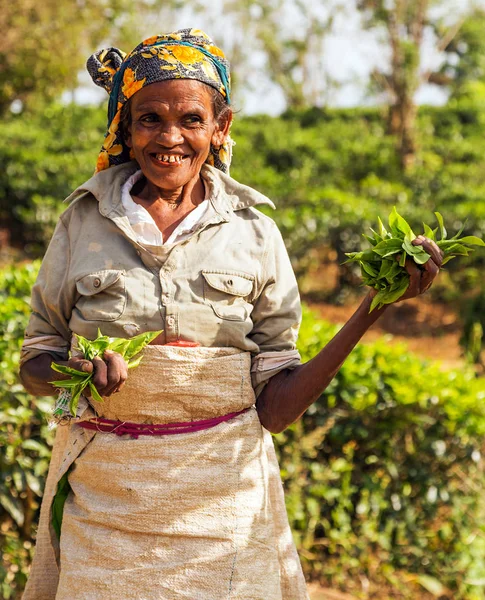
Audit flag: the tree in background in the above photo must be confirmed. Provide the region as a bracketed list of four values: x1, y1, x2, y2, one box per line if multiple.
[0, 0, 115, 114]
[356, 0, 467, 171]
[221, 0, 341, 109]
[0, 0, 189, 116]
[429, 7, 485, 103]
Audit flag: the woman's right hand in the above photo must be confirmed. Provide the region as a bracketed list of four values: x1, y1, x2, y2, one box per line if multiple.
[67, 350, 128, 396]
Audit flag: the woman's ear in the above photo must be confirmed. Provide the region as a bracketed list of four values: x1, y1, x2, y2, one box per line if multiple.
[211, 110, 233, 147]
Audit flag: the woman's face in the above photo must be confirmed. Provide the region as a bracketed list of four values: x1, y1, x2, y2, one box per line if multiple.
[126, 79, 229, 196]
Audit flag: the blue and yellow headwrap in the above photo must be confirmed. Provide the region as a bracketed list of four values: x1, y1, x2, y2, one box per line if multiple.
[87, 28, 233, 174]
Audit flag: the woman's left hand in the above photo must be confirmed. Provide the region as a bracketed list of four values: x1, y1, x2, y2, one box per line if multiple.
[397, 235, 443, 302]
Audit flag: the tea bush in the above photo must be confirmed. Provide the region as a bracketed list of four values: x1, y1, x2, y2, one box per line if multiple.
[274, 306, 485, 599]
[0, 261, 53, 599]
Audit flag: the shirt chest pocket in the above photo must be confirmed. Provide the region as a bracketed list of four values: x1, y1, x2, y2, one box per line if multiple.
[202, 270, 254, 322]
[75, 270, 127, 322]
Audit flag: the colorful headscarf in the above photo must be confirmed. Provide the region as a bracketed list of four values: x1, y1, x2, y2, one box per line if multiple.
[87, 28, 233, 174]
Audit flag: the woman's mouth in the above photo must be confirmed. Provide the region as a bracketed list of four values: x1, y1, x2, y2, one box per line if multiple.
[151, 153, 186, 166]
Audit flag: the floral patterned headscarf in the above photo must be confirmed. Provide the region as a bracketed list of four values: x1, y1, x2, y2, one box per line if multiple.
[87, 28, 233, 174]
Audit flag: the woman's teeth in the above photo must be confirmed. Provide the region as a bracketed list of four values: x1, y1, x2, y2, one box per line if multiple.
[155, 154, 183, 163]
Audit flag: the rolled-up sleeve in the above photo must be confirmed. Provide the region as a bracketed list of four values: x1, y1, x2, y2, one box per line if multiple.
[20, 218, 75, 367]
[249, 222, 302, 396]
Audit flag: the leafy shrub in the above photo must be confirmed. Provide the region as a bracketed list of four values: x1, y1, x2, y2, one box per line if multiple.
[0, 104, 105, 254]
[0, 261, 53, 599]
[274, 306, 485, 599]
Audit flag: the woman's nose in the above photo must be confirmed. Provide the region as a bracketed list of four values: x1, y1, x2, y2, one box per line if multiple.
[156, 123, 184, 146]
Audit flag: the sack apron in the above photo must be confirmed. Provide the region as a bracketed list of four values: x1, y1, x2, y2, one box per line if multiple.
[23, 346, 309, 600]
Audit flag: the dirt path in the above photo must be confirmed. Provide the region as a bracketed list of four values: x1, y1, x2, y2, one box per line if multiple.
[307, 584, 357, 599]
[307, 296, 465, 369]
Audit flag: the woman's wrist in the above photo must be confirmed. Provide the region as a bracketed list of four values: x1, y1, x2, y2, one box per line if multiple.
[19, 353, 65, 397]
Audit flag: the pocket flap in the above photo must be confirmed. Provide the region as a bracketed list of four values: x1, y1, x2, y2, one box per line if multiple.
[202, 271, 254, 297]
[75, 270, 124, 296]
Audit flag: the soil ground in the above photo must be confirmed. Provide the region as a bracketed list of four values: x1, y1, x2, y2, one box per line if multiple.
[307, 295, 465, 369]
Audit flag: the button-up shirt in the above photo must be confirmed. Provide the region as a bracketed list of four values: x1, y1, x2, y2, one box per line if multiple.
[21, 161, 302, 394]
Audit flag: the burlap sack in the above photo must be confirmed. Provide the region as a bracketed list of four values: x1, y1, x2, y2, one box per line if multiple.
[23, 346, 309, 599]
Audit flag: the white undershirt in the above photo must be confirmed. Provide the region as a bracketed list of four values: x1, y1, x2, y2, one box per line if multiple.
[121, 169, 209, 246]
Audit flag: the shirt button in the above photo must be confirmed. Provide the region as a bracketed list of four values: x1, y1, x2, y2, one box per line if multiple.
[227, 279, 233, 286]
[167, 316, 175, 326]
[162, 295, 169, 303]
[93, 277, 101, 288]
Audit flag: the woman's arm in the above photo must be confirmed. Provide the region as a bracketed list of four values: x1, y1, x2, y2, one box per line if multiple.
[256, 236, 442, 433]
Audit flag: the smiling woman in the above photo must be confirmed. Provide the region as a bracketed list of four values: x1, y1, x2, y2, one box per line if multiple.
[19, 26, 443, 600]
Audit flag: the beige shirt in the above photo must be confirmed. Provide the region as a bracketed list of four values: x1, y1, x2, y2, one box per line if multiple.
[21, 161, 302, 393]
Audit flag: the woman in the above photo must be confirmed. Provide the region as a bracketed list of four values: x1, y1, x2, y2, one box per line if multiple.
[19, 29, 442, 600]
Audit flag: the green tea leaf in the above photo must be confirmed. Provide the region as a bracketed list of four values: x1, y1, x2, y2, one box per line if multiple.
[69, 386, 83, 416]
[361, 262, 379, 277]
[440, 243, 470, 256]
[423, 223, 436, 240]
[413, 251, 432, 265]
[123, 330, 163, 360]
[88, 381, 104, 403]
[435, 212, 447, 240]
[127, 356, 143, 369]
[377, 259, 395, 280]
[441, 255, 455, 266]
[108, 338, 131, 355]
[51, 363, 87, 377]
[369, 276, 409, 312]
[377, 216, 387, 238]
[372, 239, 403, 256]
[389, 207, 414, 238]
[363, 234, 378, 246]
[74, 334, 93, 358]
[49, 378, 87, 388]
[457, 236, 485, 247]
[450, 220, 467, 240]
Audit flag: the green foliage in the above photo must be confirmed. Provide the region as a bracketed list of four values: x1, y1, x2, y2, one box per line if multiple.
[460, 285, 485, 371]
[0, 104, 105, 254]
[345, 208, 485, 311]
[274, 306, 485, 598]
[433, 9, 485, 100]
[0, 0, 145, 115]
[0, 261, 53, 598]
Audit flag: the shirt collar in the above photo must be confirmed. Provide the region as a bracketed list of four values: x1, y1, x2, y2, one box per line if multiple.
[65, 161, 276, 218]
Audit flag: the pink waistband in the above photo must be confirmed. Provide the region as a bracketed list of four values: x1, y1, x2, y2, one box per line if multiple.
[77, 408, 250, 439]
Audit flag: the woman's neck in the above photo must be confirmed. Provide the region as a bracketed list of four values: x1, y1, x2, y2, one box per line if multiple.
[131, 175, 205, 211]
[130, 174, 206, 242]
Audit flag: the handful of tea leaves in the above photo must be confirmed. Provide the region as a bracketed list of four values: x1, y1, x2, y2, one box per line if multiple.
[50, 329, 162, 417]
[345, 208, 484, 312]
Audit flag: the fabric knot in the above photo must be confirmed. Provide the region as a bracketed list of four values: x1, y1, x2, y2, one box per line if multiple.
[87, 47, 127, 94]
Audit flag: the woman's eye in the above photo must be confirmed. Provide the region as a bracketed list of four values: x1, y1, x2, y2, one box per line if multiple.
[139, 114, 158, 123]
[184, 115, 202, 125]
